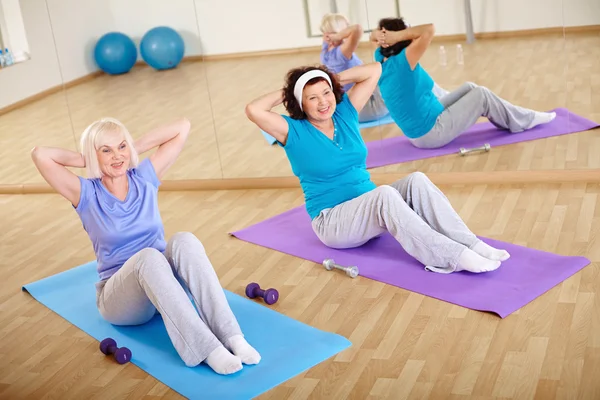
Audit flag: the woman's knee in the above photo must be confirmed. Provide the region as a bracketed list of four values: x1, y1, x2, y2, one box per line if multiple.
[168, 231, 205, 253]
[134, 248, 171, 276]
[407, 171, 432, 186]
[102, 305, 157, 326]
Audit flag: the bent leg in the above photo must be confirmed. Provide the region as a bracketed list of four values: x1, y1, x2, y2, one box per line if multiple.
[432, 82, 450, 100]
[438, 82, 476, 108]
[312, 186, 500, 273]
[165, 232, 260, 365]
[98, 248, 242, 373]
[389, 172, 509, 262]
[358, 88, 390, 122]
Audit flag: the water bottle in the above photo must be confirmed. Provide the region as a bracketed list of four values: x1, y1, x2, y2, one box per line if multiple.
[439, 45, 447, 66]
[4, 48, 13, 66]
[0, 49, 4, 68]
[456, 44, 464, 65]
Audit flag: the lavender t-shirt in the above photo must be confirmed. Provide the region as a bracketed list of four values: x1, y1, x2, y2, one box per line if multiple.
[320, 42, 363, 92]
[74, 158, 166, 281]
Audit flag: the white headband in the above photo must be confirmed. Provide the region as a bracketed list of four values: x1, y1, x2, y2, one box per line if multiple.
[293, 70, 332, 111]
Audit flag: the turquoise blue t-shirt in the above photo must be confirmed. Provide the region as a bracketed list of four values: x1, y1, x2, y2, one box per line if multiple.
[375, 48, 444, 138]
[74, 158, 166, 281]
[278, 94, 377, 219]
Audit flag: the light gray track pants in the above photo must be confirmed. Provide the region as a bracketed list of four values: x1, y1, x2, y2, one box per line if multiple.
[410, 82, 536, 149]
[311, 172, 480, 272]
[358, 82, 449, 123]
[96, 232, 242, 367]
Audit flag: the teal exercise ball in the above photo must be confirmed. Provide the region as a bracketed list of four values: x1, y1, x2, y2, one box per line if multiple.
[140, 26, 185, 70]
[94, 32, 137, 75]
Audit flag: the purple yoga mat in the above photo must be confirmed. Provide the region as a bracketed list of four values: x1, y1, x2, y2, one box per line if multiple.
[231, 206, 591, 318]
[365, 108, 599, 168]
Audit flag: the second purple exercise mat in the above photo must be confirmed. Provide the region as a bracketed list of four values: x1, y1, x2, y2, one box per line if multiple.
[365, 107, 599, 168]
[231, 205, 590, 318]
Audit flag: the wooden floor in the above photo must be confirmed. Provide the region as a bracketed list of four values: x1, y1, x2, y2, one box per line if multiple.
[1, 31, 600, 399]
[1, 183, 599, 399]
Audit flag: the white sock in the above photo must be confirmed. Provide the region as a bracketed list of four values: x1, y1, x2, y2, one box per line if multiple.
[456, 248, 501, 273]
[204, 345, 242, 375]
[472, 241, 510, 261]
[225, 335, 261, 365]
[526, 111, 556, 129]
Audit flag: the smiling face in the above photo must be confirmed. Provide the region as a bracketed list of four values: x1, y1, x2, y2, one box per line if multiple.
[302, 79, 336, 122]
[95, 128, 131, 179]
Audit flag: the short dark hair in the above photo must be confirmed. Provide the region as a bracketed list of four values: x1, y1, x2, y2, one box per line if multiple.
[282, 65, 344, 120]
[378, 17, 412, 59]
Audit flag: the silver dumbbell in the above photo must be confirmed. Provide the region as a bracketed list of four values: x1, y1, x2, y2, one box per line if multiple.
[459, 143, 491, 156]
[322, 259, 359, 278]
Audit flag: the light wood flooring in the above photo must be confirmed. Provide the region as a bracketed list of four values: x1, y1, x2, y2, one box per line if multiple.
[1, 31, 600, 399]
[1, 182, 600, 399]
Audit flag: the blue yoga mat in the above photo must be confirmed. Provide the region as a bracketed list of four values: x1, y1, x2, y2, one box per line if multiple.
[260, 114, 395, 145]
[22, 261, 351, 400]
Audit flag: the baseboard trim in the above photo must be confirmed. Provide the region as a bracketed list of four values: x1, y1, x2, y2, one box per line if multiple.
[2, 169, 599, 195]
[0, 70, 104, 116]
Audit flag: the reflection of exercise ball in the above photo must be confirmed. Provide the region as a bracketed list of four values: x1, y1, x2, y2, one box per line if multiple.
[140, 27, 185, 70]
[94, 32, 137, 75]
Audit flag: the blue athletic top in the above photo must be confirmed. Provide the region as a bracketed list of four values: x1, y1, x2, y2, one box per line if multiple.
[277, 94, 376, 219]
[74, 158, 166, 281]
[375, 47, 445, 138]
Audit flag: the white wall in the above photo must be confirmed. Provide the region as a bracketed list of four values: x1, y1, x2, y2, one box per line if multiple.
[46, 0, 114, 82]
[0, 0, 30, 60]
[193, 0, 322, 55]
[398, 0, 599, 36]
[0, 0, 62, 110]
[109, 0, 202, 57]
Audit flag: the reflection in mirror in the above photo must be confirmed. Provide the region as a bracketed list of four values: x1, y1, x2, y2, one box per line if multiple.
[0, 0, 31, 67]
[564, 4, 600, 172]
[0, 0, 78, 185]
[44, 0, 222, 181]
[363, 0, 597, 175]
[203, 0, 400, 179]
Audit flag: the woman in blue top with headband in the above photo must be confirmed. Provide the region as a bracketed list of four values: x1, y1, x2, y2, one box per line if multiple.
[371, 17, 556, 149]
[245, 63, 511, 275]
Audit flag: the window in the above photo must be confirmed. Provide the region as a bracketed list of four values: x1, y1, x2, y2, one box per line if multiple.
[0, 0, 30, 68]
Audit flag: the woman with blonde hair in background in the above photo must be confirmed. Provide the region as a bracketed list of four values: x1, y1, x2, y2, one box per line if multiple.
[31, 117, 260, 375]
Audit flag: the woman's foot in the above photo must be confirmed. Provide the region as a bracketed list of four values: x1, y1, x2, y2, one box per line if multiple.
[225, 335, 261, 365]
[472, 241, 510, 261]
[204, 345, 242, 375]
[456, 248, 501, 273]
[526, 111, 556, 129]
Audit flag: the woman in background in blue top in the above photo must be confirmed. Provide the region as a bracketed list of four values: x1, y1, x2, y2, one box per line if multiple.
[371, 17, 556, 149]
[319, 13, 449, 123]
[245, 63, 510, 275]
[31, 118, 259, 375]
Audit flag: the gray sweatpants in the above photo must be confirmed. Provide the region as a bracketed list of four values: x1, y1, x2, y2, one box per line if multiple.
[311, 172, 480, 272]
[358, 86, 389, 123]
[358, 82, 448, 123]
[410, 82, 536, 149]
[96, 232, 242, 367]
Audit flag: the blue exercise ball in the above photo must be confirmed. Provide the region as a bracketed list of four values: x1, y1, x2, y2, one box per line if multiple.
[140, 26, 185, 70]
[94, 32, 137, 75]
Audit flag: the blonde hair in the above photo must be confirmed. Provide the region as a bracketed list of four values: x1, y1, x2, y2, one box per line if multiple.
[79, 117, 139, 179]
[320, 13, 350, 34]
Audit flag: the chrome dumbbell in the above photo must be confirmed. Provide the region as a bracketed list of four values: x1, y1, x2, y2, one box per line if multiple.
[459, 143, 491, 156]
[322, 259, 359, 278]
